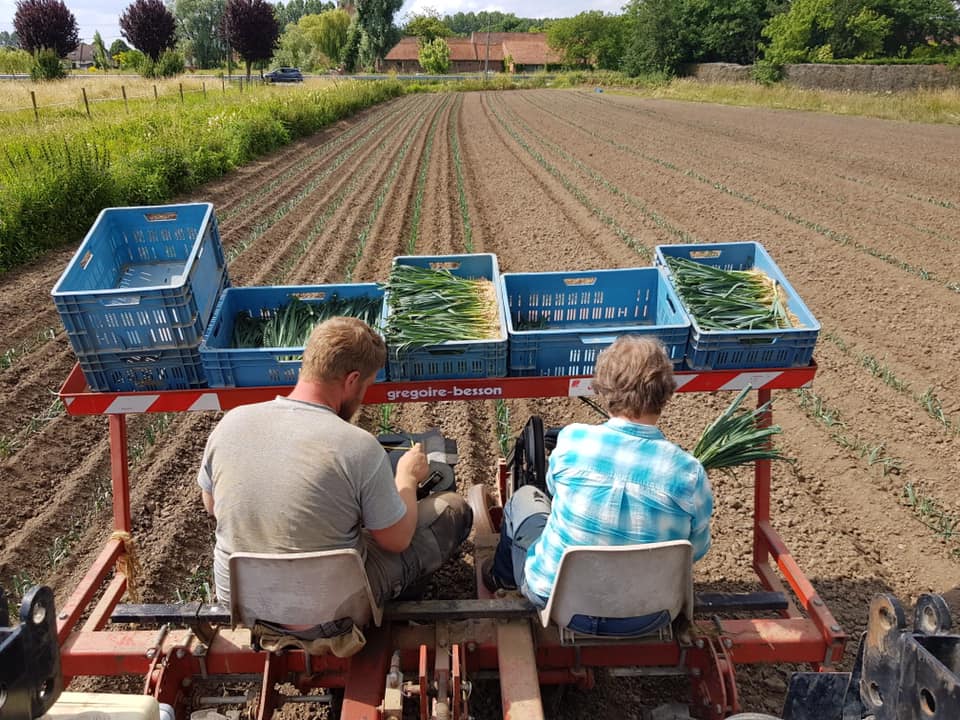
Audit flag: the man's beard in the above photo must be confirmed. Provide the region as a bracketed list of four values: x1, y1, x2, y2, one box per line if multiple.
[338, 393, 361, 421]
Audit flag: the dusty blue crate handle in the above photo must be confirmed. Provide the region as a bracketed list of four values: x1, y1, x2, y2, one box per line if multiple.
[144, 211, 178, 222]
[423, 347, 468, 356]
[428, 261, 461, 270]
[562, 276, 598, 286]
[100, 295, 144, 307]
[122, 353, 164, 364]
[289, 291, 330, 300]
[579, 335, 618, 344]
[737, 336, 778, 345]
[688, 249, 722, 260]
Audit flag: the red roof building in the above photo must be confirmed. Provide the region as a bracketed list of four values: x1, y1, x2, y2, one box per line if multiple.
[383, 32, 561, 74]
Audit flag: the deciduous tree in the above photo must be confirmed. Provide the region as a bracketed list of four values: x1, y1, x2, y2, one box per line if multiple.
[13, 0, 79, 57]
[623, 0, 687, 75]
[418, 36, 449, 72]
[92, 30, 110, 68]
[340, 17, 361, 71]
[443, 10, 544, 34]
[300, 8, 351, 62]
[223, 0, 280, 78]
[174, 0, 227, 68]
[120, 0, 177, 61]
[355, 0, 402, 70]
[546, 11, 626, 69]
[274, 0, 333, 26]
[404, 11, 452, 43]
[109, 38, 130, 55]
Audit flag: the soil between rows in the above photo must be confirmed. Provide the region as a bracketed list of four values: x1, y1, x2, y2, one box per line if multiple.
[2, 89, 959, 717]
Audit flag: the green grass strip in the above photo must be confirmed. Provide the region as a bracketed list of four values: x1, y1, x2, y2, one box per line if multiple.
[219, 101, 397, 226]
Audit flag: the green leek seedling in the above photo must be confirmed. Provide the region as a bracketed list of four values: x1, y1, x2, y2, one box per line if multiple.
[664, 256, 797, 331]
[382, 265, 501, 352]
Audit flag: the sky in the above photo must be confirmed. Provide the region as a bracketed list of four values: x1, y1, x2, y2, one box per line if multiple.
[0, 0, 624, 46]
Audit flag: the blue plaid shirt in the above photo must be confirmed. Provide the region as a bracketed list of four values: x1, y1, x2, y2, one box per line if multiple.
[524, 418, 713, 600]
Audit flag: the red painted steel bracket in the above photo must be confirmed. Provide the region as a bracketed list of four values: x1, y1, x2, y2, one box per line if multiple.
[58, 362, 818, 415]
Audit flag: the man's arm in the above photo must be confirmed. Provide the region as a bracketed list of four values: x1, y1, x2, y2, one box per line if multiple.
[369, 443, 428, 553]
[201, 489, 215, 516]
[197, 448, 216, 517]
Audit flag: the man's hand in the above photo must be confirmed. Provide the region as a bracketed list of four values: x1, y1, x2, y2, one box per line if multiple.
[370, 443, 426, 554]
[396, 442, 429, 492]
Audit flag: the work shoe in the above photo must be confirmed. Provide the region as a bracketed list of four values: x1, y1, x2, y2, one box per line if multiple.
[480, 557, 515, 593]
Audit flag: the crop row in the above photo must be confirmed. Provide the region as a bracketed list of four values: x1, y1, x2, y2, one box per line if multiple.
[487, 92, 948, 511]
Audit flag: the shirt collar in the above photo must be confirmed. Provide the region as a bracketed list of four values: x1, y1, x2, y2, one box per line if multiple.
[276, 396, 335, 413]
[605, 417, 664, 439]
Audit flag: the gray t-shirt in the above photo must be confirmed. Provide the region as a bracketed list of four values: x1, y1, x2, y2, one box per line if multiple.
[197, 396, 405, 603]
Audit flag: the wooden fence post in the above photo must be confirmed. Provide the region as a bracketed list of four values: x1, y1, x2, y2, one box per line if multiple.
[30, 90, 39, 123]
[121, 85, 128, 113]
[179, 82, 184, 103]
[153, 85, 159, 103]
[222, 76, 226, 94]
[81, 87, 91, 119]
[202, 81, 206, 99]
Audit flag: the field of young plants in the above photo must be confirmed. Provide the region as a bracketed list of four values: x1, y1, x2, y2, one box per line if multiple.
[2, 88, 959, 715]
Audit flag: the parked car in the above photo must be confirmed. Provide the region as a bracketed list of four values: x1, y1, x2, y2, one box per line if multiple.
[264, 67, 304, 83]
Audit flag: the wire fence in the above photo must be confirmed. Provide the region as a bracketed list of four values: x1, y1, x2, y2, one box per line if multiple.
[0, 75, 267, 123]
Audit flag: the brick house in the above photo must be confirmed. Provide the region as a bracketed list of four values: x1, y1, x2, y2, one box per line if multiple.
[66, 42, 97, 69]
[383, 32, 561, 74]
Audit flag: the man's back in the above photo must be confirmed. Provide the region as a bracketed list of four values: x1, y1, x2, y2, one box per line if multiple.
[198, 396, 404, 602]
[523, 418, 712, 600]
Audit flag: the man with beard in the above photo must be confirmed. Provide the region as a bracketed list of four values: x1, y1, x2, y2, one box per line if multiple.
[198, 317, 472, 606]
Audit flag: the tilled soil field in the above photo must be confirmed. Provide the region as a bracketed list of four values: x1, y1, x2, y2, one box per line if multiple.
[2, 88, 960, 717]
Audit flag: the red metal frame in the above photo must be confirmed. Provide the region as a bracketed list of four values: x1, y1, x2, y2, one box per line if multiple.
[54, 361, 844, 719]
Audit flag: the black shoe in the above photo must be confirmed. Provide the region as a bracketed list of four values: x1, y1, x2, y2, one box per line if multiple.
[481, 558, 515, 593]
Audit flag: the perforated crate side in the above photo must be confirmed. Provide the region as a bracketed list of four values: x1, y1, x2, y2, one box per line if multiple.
[387, 343, 507, 381]
[501, 268, 691, 376]
[51, 203, 228, 354]
[200, 284, 386, 387]
[78, 345, 207, 392]
[383, 253, 508, 381]
[654, 242, 820, 370]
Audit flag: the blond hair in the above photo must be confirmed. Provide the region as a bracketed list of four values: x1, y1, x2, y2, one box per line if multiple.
[300, 317, 386, 383]
[592, 336, 676, 417]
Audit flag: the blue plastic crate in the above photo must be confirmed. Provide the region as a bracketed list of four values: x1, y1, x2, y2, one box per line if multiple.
[501, 267, 691, 376]
[78, 345, 207, 392]
[383, 254, 508, 381]
[51, 203, 228, 355]
[200, 284, 386, 387]
[654, 242, 820, 370]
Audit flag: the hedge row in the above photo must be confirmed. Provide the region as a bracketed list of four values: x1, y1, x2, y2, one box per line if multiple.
[0, 79, 406, 273]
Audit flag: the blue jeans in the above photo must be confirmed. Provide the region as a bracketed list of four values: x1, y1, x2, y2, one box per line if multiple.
[492, 486, 672, 637]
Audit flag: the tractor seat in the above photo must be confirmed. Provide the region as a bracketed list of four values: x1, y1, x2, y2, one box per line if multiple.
[228, 549, 382, 656]
[538, 540, 693, 644]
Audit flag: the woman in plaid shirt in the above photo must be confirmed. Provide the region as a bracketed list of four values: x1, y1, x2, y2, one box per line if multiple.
[485, 336, 713, 636]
